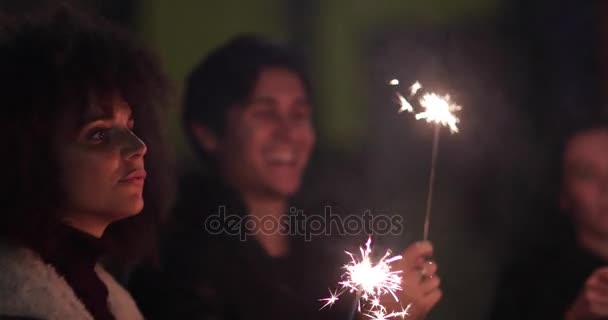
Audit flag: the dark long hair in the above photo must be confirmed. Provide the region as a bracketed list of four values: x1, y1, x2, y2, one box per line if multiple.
[0, 5, 174, 262]
[183, 34, 312, 170]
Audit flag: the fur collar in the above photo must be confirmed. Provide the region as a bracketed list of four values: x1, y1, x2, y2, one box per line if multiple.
[0, 243, 143, 320]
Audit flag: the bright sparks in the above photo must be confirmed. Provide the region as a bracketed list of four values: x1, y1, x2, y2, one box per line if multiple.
[389, 79, 400, 86]
[410, 81, 422, 95]
[319, 289, 340, 310]
[397, 93, 413, 113]
[320, 237, 408, 319]
[416, 93, 461, 133]
[365, 305, 411, 320]
[394, 80, 462, 133]
[341, 237, 403, 302]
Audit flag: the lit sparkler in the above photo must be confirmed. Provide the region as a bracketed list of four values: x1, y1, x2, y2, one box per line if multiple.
[319, 237, 410, 319]
[416, 93, 460, 133]
[397, 94, 414, 113]
[365, 304, 411, 320]
[409, 81, 422, 95]
[393, 80, 462, 240]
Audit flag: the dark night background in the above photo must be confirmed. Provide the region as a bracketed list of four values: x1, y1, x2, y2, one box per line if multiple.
[3, 1, 608, 319]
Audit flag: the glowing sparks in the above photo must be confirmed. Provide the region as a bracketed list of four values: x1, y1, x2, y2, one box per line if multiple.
[416, 93, 461, 133]
[319, 289, 340, 310]
[389, 79, 400, 86]
[410, 81, 422, 95]
[365, 305, 411, 320]
[341, 238, 403, 302]
[320, 237, 408, 319]
[397, 93, 413, 113]
[394, 80, 462, 134]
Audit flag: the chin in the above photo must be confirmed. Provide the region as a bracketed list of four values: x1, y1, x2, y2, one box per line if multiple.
[110, 199, 144, 222]
[271, 181, 301, 197]
[130, 199, 145, 215]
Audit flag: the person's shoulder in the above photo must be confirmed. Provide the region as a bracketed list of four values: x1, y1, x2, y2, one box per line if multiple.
[96, 265, 143, 320]
[0, 242, 92, 319]
[0, 242, 51, 288]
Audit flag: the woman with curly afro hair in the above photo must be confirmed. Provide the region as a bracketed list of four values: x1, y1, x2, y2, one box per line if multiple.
[0, 5, 173, 320]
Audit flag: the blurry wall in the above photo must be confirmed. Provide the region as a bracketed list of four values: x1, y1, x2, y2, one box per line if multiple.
[310, 0, 498, 150]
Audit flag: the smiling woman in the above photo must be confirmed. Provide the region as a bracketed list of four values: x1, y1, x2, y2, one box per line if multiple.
[0, 5, 172, 320]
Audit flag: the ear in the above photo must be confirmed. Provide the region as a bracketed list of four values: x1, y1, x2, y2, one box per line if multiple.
[191, 123, 218, 153]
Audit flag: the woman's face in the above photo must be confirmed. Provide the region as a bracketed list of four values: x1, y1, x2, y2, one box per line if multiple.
[561, 128, 608, 237]
[56, 94, 147, 236]
[208, 67, 315, 199]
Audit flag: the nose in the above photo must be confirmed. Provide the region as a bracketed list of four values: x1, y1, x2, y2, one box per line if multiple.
[122, 129, 147, 160]
[272, 118, 292, 144]
[274, 111, 305, 142]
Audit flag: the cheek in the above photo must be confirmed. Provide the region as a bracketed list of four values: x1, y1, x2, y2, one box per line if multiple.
[296, 126, 315, 155]
[238, 124, 273, 159]
[221, 125, 266, 172]
[60, 148, 120, 198]
[569, 181, 601, 213]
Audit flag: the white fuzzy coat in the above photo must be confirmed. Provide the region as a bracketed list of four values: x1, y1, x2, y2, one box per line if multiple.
[0, 243, 143, 320]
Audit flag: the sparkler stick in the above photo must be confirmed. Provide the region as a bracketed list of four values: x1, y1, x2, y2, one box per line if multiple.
[320, 80, 460, 319]
[348, 291, 363, 320]
[423, 125, 440, 241]
[391, 80, 461, 240]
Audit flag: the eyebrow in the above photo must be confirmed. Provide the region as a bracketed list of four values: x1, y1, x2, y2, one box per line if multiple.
[82, 110, 133, 124]
[249, 96, 310, 105]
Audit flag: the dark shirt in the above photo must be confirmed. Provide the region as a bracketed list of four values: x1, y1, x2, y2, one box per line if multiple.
[26, 223, 114, 320]
[490, 241, 606, 320]
[130, 175, 355, 320]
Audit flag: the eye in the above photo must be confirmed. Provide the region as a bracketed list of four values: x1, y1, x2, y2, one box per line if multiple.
[252, 106, 276, 119]
[571, 166, 597, 183]
[291, 104, 311, 122]
[88, 127, 111, 143]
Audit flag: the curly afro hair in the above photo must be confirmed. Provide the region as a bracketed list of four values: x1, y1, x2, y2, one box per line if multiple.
[0, 5, 174, 262]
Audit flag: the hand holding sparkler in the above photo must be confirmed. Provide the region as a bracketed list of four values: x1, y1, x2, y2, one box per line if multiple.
[320, 238, 441, 320]
[384, 242, 441, 320]
[391, 80, 462, 241]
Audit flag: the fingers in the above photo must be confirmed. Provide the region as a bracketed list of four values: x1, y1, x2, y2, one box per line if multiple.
[402, 259, 440, 298]
[393, 241, 441, 317]
[425, 287, 443, 308]
[406, 286, 442, 319]
[421, 261, 438, 279]
[420, 275, 441, 295]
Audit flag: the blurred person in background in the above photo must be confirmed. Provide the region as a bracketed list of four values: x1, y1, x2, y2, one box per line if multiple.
[490, 119, 608, 320]
[0, 5, 172, 319]
[130, 35, 442, 320]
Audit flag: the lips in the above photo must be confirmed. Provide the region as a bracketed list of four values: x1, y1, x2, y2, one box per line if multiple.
[265, 150, 298, 166]
[119, 169, 147, 184]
